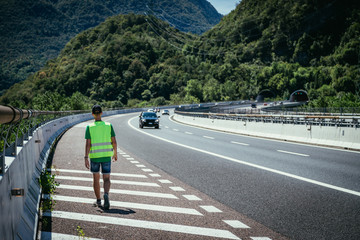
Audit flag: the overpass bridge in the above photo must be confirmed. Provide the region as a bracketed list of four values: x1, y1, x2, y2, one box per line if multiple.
[1, 105, 359, 240]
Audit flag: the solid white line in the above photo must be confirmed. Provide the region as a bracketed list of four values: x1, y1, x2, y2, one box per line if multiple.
[223, 220, 250, 229]
[200, 205, 223, 213]
[41, 231, 104, 240]
[129, 117, 360, 197]
[231, 141, 249, 146]
[56, 176, 159, 187]
[45, 211, 240, 239]
[58, 184, 178, 199]
[52, 169, 147, 178]
[203, 136, 214, 139]
[53, 195, 202, 216]
[277, 150, 309, 157]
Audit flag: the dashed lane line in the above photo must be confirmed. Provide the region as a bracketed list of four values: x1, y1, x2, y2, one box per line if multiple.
[231, 141, 249, 146]
[129, 117, 360, 197]
[43, 211, 240, 240]
[277, 150, 309, 157]
[57, 184, 178, 199]
[183, 195, 202, 201]
[56, 176, 159, 187]
[52, 195, 203, 216]
[203, 136, 215, 139]
[200, 205, 223, 213]
[223, 220, 250, 229]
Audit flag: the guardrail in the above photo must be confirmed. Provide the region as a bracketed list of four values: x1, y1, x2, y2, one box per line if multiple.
[174, 110, 360, 128]
[0, 105, 86, 174]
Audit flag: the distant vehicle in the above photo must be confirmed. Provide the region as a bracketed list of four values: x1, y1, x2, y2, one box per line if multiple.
[263, 103, 268, 106]
[251, 103, 257, 108]
[162, 109, 170, 115]
[139, 112, 160, 129]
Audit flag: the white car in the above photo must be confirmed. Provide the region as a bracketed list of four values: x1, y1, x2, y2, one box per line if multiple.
[162, 109, 170, 115]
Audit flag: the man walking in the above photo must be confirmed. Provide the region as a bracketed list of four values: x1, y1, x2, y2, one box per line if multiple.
[84, 105, 117, 210]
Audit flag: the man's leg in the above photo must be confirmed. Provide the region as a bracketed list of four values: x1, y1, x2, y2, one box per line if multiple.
[93, 173, 101, 200]
[103, 174, 111, 194]
[102, 161, 111, 210]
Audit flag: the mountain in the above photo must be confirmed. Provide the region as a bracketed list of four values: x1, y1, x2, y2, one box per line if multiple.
[0, 0, 222, 93]
[1, 0, 359, 109]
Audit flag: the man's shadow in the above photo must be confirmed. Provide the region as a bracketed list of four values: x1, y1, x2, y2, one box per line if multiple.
[100, 207, 136, 215]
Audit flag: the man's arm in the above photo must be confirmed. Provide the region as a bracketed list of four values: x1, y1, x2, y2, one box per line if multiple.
[111, 136, 118, 161]
[85, 139, 91, 169]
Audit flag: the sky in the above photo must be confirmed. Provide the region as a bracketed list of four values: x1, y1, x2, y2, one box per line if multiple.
[207, 0, 240, 15]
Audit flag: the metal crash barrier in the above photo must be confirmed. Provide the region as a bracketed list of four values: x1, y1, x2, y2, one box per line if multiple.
[174, 110, 360, 128]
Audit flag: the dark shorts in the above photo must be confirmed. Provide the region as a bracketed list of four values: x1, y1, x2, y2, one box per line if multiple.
[90, 161, 111, 174]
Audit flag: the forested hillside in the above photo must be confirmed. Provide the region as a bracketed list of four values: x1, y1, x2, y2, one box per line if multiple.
[0, 0, 221, 93]
[1, 0, 359, 110]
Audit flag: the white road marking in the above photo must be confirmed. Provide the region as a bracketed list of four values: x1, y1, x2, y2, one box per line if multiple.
[129, 117, 360, 197]
[44, 211, 240, 240]
[169, 114, 360, 154]
[58, 184, 178, 199]
[200, 205, 223, 213]
[41, 231, 104, 240]
[277, 150, 309, 157]
[142, 169, 153, 172]
[136, 164, 146, 168]
[56, 176, 159, 187]
[183, 195, 202, 201]
[131, 161, 140, 163]
[231, 141, 249, 146]
[173, 129, 179, 131]
[53, 195, 202, 216]
[158, 179, 172, 184]
[185, 132, 193, 135]
[251, 238, 272, 240]
[170, 186, 185, 192]
[123, 155, 131, 158]
[126, 158, 135, 160]
[203, 136, 214, 139]
[149, 173, 161, 177]
[52, 169, 147, 178]
[223, 220, 250, 229]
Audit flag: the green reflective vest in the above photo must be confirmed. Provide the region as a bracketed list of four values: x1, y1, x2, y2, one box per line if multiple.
[89, 121, 113, 159]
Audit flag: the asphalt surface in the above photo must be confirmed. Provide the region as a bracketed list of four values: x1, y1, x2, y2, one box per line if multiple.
[40, 110, 360, 240]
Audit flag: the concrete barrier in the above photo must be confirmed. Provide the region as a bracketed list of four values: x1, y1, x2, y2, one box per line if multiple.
[173, 114, 360, 150]
[0, 108, 144, 240]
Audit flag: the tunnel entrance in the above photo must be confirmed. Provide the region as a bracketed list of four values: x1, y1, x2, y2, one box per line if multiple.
[289, 90, 309, 102]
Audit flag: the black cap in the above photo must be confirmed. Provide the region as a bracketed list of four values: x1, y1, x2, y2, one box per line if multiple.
[92, 105, 102, 114]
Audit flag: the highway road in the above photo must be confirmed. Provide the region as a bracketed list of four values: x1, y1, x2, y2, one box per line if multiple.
[112, 110, 360, 240]
[43, 110, 360, 240]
